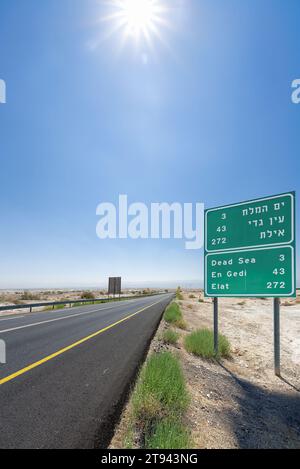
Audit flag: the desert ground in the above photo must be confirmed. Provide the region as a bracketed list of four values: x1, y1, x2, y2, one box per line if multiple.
[0, 288, 160, 316]
[176, 291, 300, 448]
[111, 290, 300, 449]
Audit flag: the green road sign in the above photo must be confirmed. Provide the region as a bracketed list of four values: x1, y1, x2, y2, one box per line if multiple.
[205, 246, 295, 297]
[204, 192, 296, 297]
[205, 193, 294, 252]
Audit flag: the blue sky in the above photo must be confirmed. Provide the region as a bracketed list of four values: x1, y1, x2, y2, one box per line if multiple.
[0, 0, 299, 289]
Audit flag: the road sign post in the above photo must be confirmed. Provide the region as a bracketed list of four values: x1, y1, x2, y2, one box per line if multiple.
[204, 192, 296, 376]
[213, 297, 219, 355]
[274, 298, 281, 376]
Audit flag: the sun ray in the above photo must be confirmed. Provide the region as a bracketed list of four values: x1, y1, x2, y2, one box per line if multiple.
[103, 0, 169, 45]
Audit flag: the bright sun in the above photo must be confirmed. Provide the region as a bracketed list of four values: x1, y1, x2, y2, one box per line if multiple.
[101, 0, 167, 46]
[119, 0, 159, 36]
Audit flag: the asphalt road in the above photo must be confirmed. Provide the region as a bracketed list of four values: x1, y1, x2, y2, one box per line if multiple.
[0, 293, 173, 448]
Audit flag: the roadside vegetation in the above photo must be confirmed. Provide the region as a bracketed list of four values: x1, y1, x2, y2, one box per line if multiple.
[176, 287, 184, 300]
[161, 329, 180, 345]
[125, 352, 191, 449]
[184, 328, 231, 359]
[43, 303, 69, 311]
[164, 302, 187, 330]
[112, 294, 235, 450]
[20, 291, 41, 301]
[81, 291, 95, 300]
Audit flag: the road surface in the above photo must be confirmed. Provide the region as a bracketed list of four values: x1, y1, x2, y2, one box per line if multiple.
[0, 293, 173, 448]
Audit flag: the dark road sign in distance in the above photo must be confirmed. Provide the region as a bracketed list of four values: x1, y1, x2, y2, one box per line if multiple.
[204, 192, 296, 297]
[108, 277, 122, 295]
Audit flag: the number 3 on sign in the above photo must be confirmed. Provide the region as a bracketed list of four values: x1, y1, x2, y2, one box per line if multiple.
[273, 268, 285, 275]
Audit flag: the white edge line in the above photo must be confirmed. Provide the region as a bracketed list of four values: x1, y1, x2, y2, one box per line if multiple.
[0, 303, 132, 334]
[0, 296, 168, 334]
[0, 316, 25, 322]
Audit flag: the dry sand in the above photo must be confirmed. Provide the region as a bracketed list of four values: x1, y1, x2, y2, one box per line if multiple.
[177, 291, 300, 449]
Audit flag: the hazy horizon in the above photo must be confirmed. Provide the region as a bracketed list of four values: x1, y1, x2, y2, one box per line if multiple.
[0, 279, 204, 291]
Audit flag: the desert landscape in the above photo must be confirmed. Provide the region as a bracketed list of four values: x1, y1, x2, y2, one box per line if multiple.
[0, 288, 161, 316]
[111, 290, 300, 449]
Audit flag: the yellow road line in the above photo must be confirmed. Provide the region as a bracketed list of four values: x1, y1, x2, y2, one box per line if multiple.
[0, 299, 163, 386]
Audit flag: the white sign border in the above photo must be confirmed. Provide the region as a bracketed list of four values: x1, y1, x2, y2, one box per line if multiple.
[205, 193, 294, 252]
[204, 245, 295, 297]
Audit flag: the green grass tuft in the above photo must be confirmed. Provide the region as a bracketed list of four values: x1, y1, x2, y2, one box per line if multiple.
[132, 352, 189, 420]
[145, 418, 191, 449]
[128, 352, 190, 449]
[164, 303, 187, 330]
[164, 303, 180, 322]
[184, 328, 231, 359]
[161, 329, 180, 345]
[175, 318, 187, 330]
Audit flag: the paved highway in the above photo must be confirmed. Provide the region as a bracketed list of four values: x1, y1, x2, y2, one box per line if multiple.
[0, 294, 173, 448]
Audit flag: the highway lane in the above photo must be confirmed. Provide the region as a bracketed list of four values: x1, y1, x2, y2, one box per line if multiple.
[0, 294, 173, 448]
[0, 296, 164, 377]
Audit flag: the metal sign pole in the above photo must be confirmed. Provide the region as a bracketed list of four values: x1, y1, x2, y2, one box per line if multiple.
[274, 298, 281, 376]
[213, 297, 219, 355]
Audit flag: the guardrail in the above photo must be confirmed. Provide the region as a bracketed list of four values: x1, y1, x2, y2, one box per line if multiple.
[0, 293, 164, 314]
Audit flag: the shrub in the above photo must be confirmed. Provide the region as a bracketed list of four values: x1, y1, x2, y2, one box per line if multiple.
[184, 329, 231, 359]
[175, 318, 187, 330]
[164, 303, 187, 330]
[176, 287, 184, 300]
[81, 291, 95, 300]
[126, 352, 190, 449]
[161, 329, 180, 345]
[164, 303, 181, 324]
[132, 352, 189, 421]
[20, 291, 41, 301]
